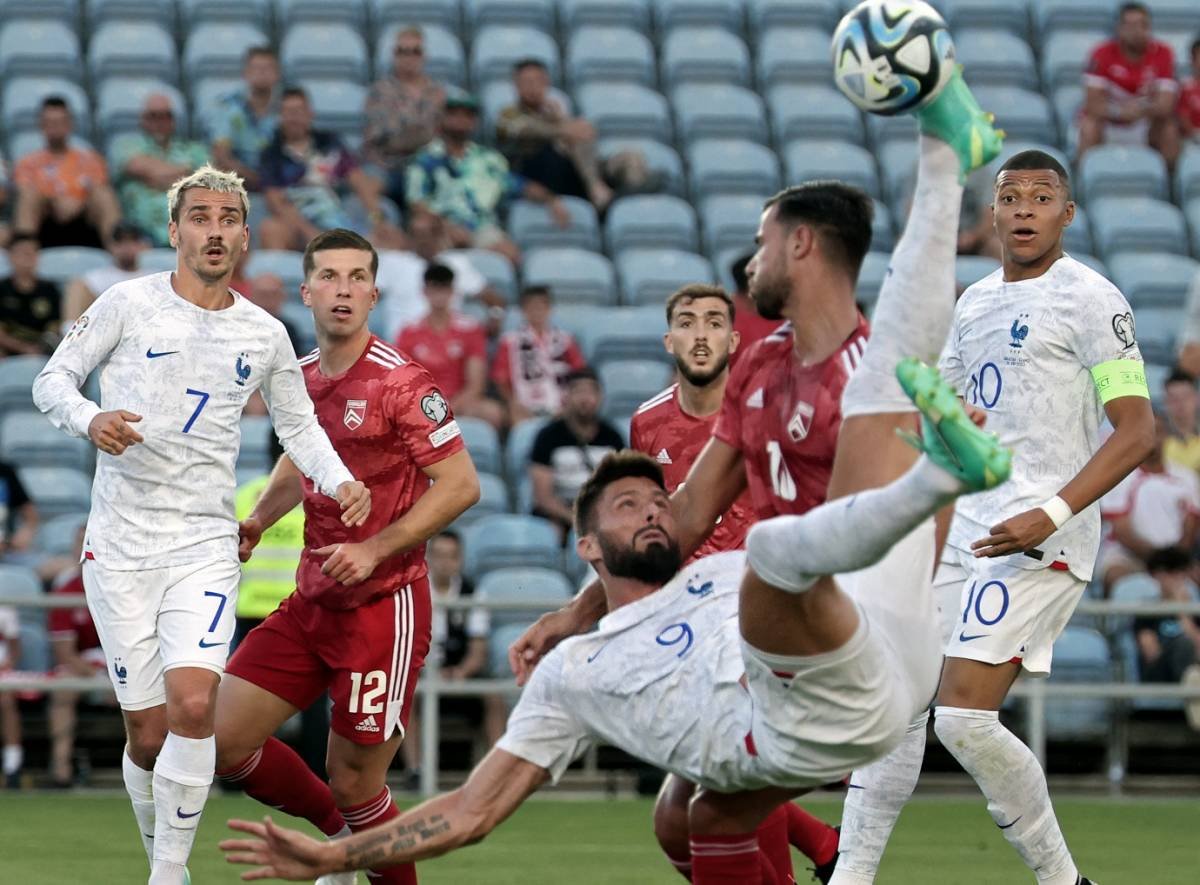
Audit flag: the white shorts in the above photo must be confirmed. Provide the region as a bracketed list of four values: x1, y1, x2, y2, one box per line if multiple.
[741, 521, 941, 788]
[83, 558, 240, 710]
[935, 547, 1086, 676]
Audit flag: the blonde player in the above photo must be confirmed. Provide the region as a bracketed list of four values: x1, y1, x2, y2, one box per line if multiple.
[32, 166, 369, 885]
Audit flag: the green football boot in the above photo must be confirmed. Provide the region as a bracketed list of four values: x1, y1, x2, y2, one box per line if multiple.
[916, 66, 1005, 181]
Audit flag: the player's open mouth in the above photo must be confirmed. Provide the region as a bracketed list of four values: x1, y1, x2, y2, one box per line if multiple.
[1011, 228, 1037, 242]
[205, 247, 224, 259]
[332, 305, 352, 316]
[692, 348, 710, 359]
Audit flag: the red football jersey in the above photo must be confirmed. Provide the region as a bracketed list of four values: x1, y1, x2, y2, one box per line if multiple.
[394, 313, 486, 401]
[296, 337, 466, 610]
[1084, 39, 1177, 102]
[47, 574, 101, 652]
[630, 383, 755, 560]
[1180, 77, 1200, 131]
[713, 317, 869, 520]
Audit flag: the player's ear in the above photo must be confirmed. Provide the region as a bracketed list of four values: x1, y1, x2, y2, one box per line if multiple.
[1062, 200, 1075, 227]
[729, 329, 741, 355]
[790, 223, 815, 261]
[576, 531, 598, 564]
[662, 331, 672, 355]
[299, 283, 312, 307]
[167, 220, 178, 249]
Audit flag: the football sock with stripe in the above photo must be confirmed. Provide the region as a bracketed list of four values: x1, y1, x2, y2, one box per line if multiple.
[784, 803, 839, 868]
[340, 787, 415, 884]
[150, 732, 214, 882]
[690, 832, 773, 885]
[217, 736, 346, 837]
[123, 748, 157, 866]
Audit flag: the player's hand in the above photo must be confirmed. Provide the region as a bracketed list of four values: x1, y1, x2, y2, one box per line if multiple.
[221, 816, 339, 881]
[964, 403, 987, 428]
[336, 481, 371, 527]
[507, 607, 588, 686]
[971, 507, 1057, 558]
[312, 541, 380, 585]
[88, 410, 143, 455]
[238, 518, 264, 563]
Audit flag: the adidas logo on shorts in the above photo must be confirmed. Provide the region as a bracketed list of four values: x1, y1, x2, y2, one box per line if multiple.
[355, 715, 381, 733]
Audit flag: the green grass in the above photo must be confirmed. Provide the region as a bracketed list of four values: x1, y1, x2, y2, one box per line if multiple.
[0, 792, 1195, 883]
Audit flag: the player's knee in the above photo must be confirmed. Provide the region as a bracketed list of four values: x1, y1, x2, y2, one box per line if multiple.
[126, 730, 166, 768]
[169, 692, 217, 736]
[326, 760, 377, 808]
[932, 705, 994, 758]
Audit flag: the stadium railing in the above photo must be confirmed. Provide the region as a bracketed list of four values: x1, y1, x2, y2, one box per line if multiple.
[2, 593, 1199, 795]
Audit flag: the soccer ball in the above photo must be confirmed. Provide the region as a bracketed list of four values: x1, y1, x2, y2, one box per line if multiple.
[831, 0, 956, 116]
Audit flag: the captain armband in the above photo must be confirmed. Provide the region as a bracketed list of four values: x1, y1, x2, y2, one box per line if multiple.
[1090, 360, 1149, 404]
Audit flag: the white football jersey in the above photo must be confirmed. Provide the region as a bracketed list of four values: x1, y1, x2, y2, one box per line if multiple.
[497, 552, 762, 792]
[33, 272, 352, 571]
[938, 255, 1143, 581]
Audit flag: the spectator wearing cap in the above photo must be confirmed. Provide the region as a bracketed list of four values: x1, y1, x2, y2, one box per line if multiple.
[206, 46, 281, 191]
[61, 221, 148, 326]
[527, 368, 624, 538]
[13, 96, 120, 249]
[0, 232, 61, 356]
[406, 88, 570, 265]
[491, 285, 586, 423]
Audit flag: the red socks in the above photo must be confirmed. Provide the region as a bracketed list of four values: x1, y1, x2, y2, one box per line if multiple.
[756, 805, 795, 883]
[217, 737, 344, 837]
[690, 832, 780, 885]
[340, 787, 416, 884]
[785, 803, 839, 867]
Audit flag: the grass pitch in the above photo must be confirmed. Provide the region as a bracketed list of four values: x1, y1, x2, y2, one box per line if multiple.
[1, 791, 1194, 883]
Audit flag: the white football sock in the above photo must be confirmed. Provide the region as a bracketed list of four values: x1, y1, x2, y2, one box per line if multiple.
[2, 743, 22, 774]
[831, 711, 929, 884]
[151, 732, 215, 880]
[934, 707, 1080, 885]
[123, 748, 156, 865]
[842, 136, 963, 417]
[746, 456, 962, 592]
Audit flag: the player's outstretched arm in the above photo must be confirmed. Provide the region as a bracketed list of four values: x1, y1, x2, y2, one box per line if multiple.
[221, 749, 548, 880]
[672, 437, 748, 559]
[508, 581, 608, 685]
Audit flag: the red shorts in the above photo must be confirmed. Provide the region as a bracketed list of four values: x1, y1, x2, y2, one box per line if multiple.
[226, 577, 432, 745]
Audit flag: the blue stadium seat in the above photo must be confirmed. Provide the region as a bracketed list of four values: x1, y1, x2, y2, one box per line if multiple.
[505, 416, 550, 482]
[281, 24, 369, 83]
[673, 84, 767, 145]
[508, 197, 600, 252]
[96, 79, 187, 141]
[475, 566, 573, 629]
[0, 355, 48, 418]
[464, 0, 554, 32]
[869, 199, 895, 253]
[578, 83, 672, 143]
[0, 19, 82, 80]
[37, 247, 111, 285]
[0, 411, 91, 471]
[1033, 0, 1117, 39]
[88, 22, 178, 84]
[864, 112, 917, 150]
[18, 466, 92, 520]
[768, 85, 864, 146]
[701, 194, 767, 256]
[369, 0, 459, 31]
[1146, 0, 1200, 32]
[574, 305, 669, 365]
[606, 194, 698, 254]
[616, 248, 715, 306]
[1189, 199, 1200, 258]
[1040, 30, 1105, 93]
[756, 27, 830, 88]
[784, 140, 881, 200]
[457, 416, 502, 475]
[971, 86, 1055, 144]
[1045, 626, 1114, 741]
[34, 511, 89, 557]
[522, 247, 617, 306]
[0, 0, 78, 24]
[655, 0, 744, 32]
[1052, 83, 1084, 151]
[1107, 254, 1199, 309]
[565, 26, 655, 87]
[192, 77, 244, 134]
[1064, 204, 1093, 255]
[1079, 144, 1169, 203]
[280, 303, 316, 355]
[856, 251, 890, 309]
[297, 79, 368, 138]
[375, 24, 465, 87]
[688, 140, 780, 202]
[955, 255, 1001, 290]
[1091, 198, 1188, 258]
[2, 77, 90, 135]
[462, 514, 562, 577]
[937, 0, 1031, 37]
[559, 0, 650, 32]
[88, 0, 173, 27]
[276, 0, 367, 27]
[599, 360, 675, 417]
[442, 248, 518, 302]
[459, 472, 511, 525]
[1108, 571, 1189, 711]
[746, 0, 838, 34]
[661, 27, 749, 88]
[993, 140, 1072, 174]
[1133, 307, 1180, 364]
[0, 563, 51, 669]
[184, 23, 269, 83]
[178, 0, 270, 27]
[1069, 252, 1107, 277]
[246, 250, 305, 295]
[470, 25, 558, 85]
[140, 248, 179, 274]
[1174, 146, 1200, 206]
[237, 414, 273, 475]
[1162, 30, 1198, 80]
[956, 29, 1038, 91]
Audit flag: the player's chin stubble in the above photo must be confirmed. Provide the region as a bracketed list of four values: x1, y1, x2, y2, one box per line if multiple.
[676, 353, 729, 388]
[750, 277, 787, 321]
[598, 531, 682, 585]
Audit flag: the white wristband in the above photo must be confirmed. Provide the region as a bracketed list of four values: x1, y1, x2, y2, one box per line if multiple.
[1039, 495, 1074, 530]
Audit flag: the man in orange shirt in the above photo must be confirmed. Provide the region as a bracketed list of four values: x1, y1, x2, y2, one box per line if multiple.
[13, 96, 120, 248]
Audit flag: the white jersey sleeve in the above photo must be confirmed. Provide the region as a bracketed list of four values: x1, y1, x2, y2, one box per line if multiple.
[937, 314, 966, 395]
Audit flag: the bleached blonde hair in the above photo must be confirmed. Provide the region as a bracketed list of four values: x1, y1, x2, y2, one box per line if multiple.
[166, 164, 250, 224]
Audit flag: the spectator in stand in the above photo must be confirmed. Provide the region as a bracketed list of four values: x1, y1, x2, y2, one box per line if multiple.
[496, 59, 613, 213]
[1178, 37, 1200, 143]
[13, 97, 120, 249]
[0, 233, 61, 356]
[0, 159, 11, 248]
[112, 93, 210, 247]
[1178, 270, 1200, 377]
[1099, 413, 1200, 594]
[1163, 370, 1200, 473]
[1078, 2, 1181, 171]
[0, 603, 21, 788]
[396, 263, 503, 428]
[60, 220, 148, 326]
[258, 87, 403, 251]
[376, 212, 500, 340]
[1133, 547, 1200, 728]
[399, 530, 507, 788]
[728, 253, 778, 351]
[406, 88, 569, 265]
[207, 46, 281, 191]
[491, 285, 586, 423]
[364, 26, 446, 207]
[0, 458, 37, 562]
[528, 367, 623, 538]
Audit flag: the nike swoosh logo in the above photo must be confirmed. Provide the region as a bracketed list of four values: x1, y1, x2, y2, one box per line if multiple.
[958, 632, 988, 642]
[176, 808, 202, 819]
[146, 348, 180, 359]
[847, 783, 865, 790]
[198, 638, 226, 649]
[997, 816, 1022, 830]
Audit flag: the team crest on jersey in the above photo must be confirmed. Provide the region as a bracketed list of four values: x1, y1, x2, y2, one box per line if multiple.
[1112, 312, 1136, 349]
[421, 391, 449, 424]
[65, 315, 89, 340]
[1009, 314, 1030, 348]
[787, 401, 815, 442]
[234, 353, 252, 387]
[344, 399, 367, 430]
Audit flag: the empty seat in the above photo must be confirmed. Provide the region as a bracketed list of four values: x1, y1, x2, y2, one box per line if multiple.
[276, 0, 367, 26]
[18, 466, 92, 520]
[178, 0, 270, 27]
[768, 84, 865, 146]
[184, 23, 269, 82]
[701, 194, 768, 255]
[1068, 252, 1108, 278]
[0, 563, 43, 631]
[140, 247, 179, 274]
[757, 27, 832, 87]
[470, 25, 558, 85]
[192, 76, 244, 132]
[1033, 0, 1117, 39]
[1189, 199, 1200, 258]
[617, 249, 715, 306]
[462, 514, 561, 577]
[457, 416, 502, 475]
[674, 84, 767, 145]
[599, 137, 686, 197]
[1045, 626, 1114, 741]
[34, 511, 89, 557]
[864, 113, 917, 150]
[246, 250, 305, 294]
[297, 79, 368, 138]
[370, 0, 459, 31]
[88, 22, 178, 84]
[508, 197, 600, 251]
[1091, 198, 1188, 257]
[1079, 144, 1169, 203]
[37, 247, 112, 285]
[747, 0, 838, 34]
[1064, 203, 1093, 255]
[0, 355, 48, 417]
[856, 251, 890, 308]
[599, 360, 675, 417]
[505, 416, 550, 481]
[869, 198, 895, 253]
[784, 140, 881, 199]
[0, 411, 91, 471]
[0, 19, 82, 80]
[87, 0, 173, 27]
[606, 195, 698, 254]
[1177, 146, 1200, 205]
[956, 255, 1001, 290]
[96, 79, 187, 140]
[972, 86, 1056, 144]
[2, 77, 89, 135]
[956, 29, 1038, 91]
[656, 0, 743, 31]
[464, 0, 554, 31]
[565, 26, 655, 87]
[442, 248, 518, 302]
[688, 139, 781, 202]
[1133, 307, 1179, 364]
[559, 0, 650, 32]
[661, 27, 749, 88]
[1107, 254, 1199, 308]
[1040, 30, 1105, 93]
[459, 472, 511, 525]
[578, 83, 671, 143]
[281, 23, 369, 83]
[0, 0, 79, 23]
[1052, 83, 1084, 150]
[574, 305, 669, 365]
[474, 566, 573, 629]
[522, 247, 617, 305]
[375, 24, 465, 87]
[938, 0, 1031, 37]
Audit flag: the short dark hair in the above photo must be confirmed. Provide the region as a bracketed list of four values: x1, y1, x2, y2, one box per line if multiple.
[40, 95, 69, 114]
[432, 529, 461, 547]
[7, 231, 39, 250]
[1166, 369, 1196, 388]
[513, 58, 548, 75]
[1146, 545, 1191, 575]
[520, 284, 552, 303]
[665, 283, 735, 325]
[1118, 2, 1150, 21]
[730, 253, 752, 293]
[996, 150, 1072, 197]
[564, 367, 599, 387]
[244, 46, 277, 65]
[1191, 36, 1200, 58]
[302, 228, 378, 280]
[574, 450, 666, 536]
[280, 86, 309, 104]
[424, 262, 455, 287]
[763, 182, 874, 280]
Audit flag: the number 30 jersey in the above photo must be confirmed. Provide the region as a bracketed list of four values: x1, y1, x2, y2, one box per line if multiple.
[713, 316, 870, 519]
[33, 272, 352, 571]
[938, 256, 1143, 581]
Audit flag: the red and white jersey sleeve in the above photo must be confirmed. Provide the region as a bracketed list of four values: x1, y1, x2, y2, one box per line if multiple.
[1084, 39, 1178, 101]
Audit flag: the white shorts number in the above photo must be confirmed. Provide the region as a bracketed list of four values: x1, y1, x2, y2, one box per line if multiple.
[348, 670, 387, 715]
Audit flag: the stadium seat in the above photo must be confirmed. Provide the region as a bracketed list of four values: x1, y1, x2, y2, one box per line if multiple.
[578, 83, 672, 143]
[1079, 145, 1169, 203]
[768, 85, 864, 146]
[280, 303, 317, 355]
[565, 26, 655, 87]
[701, 194, 767, 256]
[1091, 198, 1189, 258]
[606, 195, 698, 254]
[955, 255, 1001, 290]
[1052, 84, 1084, 149]
[505, 416, 550, 482]
[475, 566, 573, 629]
[276, 0, 367, 27]
[192, 76, 244, 134]
[1064, 204, 1093, 255]
[0, 563, 44, 644]
[442, 248, 518, 302]
[96, 79, 187, 141]
[88, 22, 178, 84]
[0, 411, 91, 471]
[574, 305, 669, 366]
[0, 355, 48, 417]
[462, 514, 561, 577]
[937, 0, 1031, 37]
[956, 29, 1038, 91]
[140, 248, 179, 274]
[1040, 30, 1105, 93]
[756, 27, 831, 88]
[1107, 571, 1189, 711]
[522, 248, 617, 306]
[1, 77, 90, 136]
[1045, 626, 1114, 741]
[34, 511, 89, 557]
[599, 360, 675, 417]
[87, 0, 174, 27]
[746, 0, 838, 34]
[18, 466, 92, 520]
[993, 140, 1072, 175]
[661, 27, 750, 89]
[1189, 199, 1200, 258]
[237, 414, 274, 475]
[1174, 146, 1200, 206]
[457, 472, 511, 526]
[0, 0, 78, 24]
[178, 0, 271, 27]
[375, 24, 465, 87]
[281, 25, 368, 85]
[856, 251, 890, 309]
[1147, 0, 1200, 33]
[1033, 0, 1118, 40]
[784, 140, 881, 200]
[370, 0, 459, 32]
[616, 248, 715, 306]
[655, 0, 743, 32]
[558, 0, 650, 32]
[37, 247, 111, 285]
[184, 23, 269, 83]
[673, 84, 768, 145]
[869, 199, 895, 253]
[464, 0, 554, 32]
[1107, 254, 1199, 309]
[297, 79, 368, 138]
[1132, 307, 1179, 364]
[246, 250, 305, 294]
[470, 25, 559, 85]
[688, 140, 781, 202]
[1069, 252, 1107, 278]
[864, 113, 917, 150]
[457, 416, 502, 475]
[970, 86, 1055, 144]
[508, 197, 600, 252]
[596, 136, 682, 200]
[0, 19, 82, 81]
